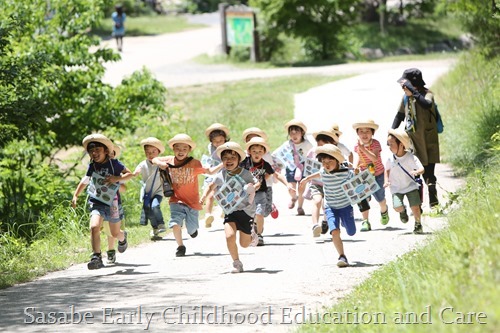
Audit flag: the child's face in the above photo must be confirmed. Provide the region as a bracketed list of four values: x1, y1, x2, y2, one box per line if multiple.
[245, 134, 259, 142]
[289, 127, 304, 144]
[211, 134, 226, 148]
[249, 144, 266, 162]
[357, 128, 373, 144]
[144, 145, 160, 161]
[88, 146, 107, 163]
[387, 135, 402, 155]
[173, 143, 191, 160]
[221, 151, 240, 171]
[316, 139, 328, 147]
[321, 156, 339, 172]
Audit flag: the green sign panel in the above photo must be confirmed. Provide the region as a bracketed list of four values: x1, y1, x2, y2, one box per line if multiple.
[226, 14, 254, 47]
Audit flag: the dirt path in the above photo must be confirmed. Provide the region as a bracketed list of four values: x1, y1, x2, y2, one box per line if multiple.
[0, 19, 464, 333]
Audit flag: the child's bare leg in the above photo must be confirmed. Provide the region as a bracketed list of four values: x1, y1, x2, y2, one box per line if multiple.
[311, 194, 322, 225]
[288, 183, 298, 202]
[255, 214, 264, 234]
[296, 184, 305, 210]
[331, 229, 344, 256]
[239, 231, 251, 248]
[225, 223, 239, 260]
[379, 199, 388, 213]
[362, 210, 369, 221]
[107, 236, 115, 250]
[90, 215, 103, 253]
[109, 222, 125, 242]
[410, 205, 421, 221]
[172, 224, 183, 247]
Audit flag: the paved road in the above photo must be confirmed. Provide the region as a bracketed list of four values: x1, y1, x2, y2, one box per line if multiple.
[0, 17, 464, 333]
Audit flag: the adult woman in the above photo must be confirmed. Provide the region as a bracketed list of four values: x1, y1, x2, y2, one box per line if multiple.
[391, 68, 440, 208]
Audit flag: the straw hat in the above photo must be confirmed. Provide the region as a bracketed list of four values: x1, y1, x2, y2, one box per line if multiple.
[205, 123, 230, 138]
[352, 119, 379, 131]
[242, 127, 268, 142]
[312, 130, 339, 144]
[331, 123, 343, 136]
[284, 119, 307, 133]
[140, 137, 165, 154]
[215, 141, 246, 161]
[245, 137, 270, 153]
[82, 134, 114, 154]
[168, 133, 196, 150]
[388, 129, 411, 150]
[111, 144, 122, 159]
[315, 144, 345, 163]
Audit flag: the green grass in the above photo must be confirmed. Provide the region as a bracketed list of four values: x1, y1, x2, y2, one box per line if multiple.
[92, 14, 206, 37]
[297, 52, 500, 333]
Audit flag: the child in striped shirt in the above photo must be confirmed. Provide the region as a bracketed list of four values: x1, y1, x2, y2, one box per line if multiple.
[300, 144, 355, 267]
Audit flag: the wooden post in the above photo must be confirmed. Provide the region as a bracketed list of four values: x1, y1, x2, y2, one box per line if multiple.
[219, 3, 230, 55]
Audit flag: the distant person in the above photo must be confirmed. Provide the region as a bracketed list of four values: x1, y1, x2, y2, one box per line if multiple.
[71, 134, 130, 270]
[133, 137, 166, 241]
[392, 68, 440, 208]
[112, 4, 126, 52]
[384, 129, 425, 234]
[280, 119, 313, 216]
[299, 144, 356, 267]
[202, 123, 230, 228]
[153, 134, 221, 257]
[352, 119, 389, 231]
[200, 142, 259, 273]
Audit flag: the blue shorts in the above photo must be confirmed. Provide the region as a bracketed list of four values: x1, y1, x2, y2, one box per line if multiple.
[89, 202, 124, 223]
[255, 191, 271, 217]
[324, 205, 356, 236]
[169, 203, 199, 235]
[285, 167, 304, 183]
[371, 173, 386, 202]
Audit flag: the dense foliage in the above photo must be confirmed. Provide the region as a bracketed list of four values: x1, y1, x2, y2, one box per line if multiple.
[0, 0, 167, 239]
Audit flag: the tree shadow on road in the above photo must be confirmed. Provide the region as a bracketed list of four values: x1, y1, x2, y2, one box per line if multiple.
[239, 268, 283, 274]
[188, 252, 229, 257]
[265, 233, 302, 238]
[348, 262, 383, 268]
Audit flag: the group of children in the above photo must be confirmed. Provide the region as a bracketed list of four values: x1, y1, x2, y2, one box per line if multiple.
[72, 118, 425, 272]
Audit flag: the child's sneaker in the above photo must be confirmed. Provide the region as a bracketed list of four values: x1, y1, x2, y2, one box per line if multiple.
[150, 229, 162, 241]
[257, 234, 264, 246]
[117, 231, 128, 253]
[337, 254, 349, 267]
[157, 224, 166, 233]
[87, 253, 104, 270]
[204, 214, 214, 228]
[270, 204, 279, 219]
[176, 245, 186, 257]
[321, 220, 329, 234]
[360, 220, 371, 232]
[380, 210, 390, 225]
[400, 209, 409, 223]
[106, 250, 116, 264]
[297, 207, 305, 216]
[312, 224, 321, 237]
[413, 222, 423, 234]
[231, 259, 244, 273]
[250, 226, 259, 247]
[189, 230, 198, 238]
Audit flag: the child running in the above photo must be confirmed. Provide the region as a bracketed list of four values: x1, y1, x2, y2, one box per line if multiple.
[240, 137, 291, 246]
[133, 137, 166, 240]
[71, 134, 130, 270]
[281, 119, 313, 216]
[203, 123, 230, 228]
[384, 129, 425, 234]
[242, 127, 279, 219]
[352, 119, 389, 231]
[200, 142, 259, 273]
[300, 144, 356, 267]
[153, 134, 221, 257]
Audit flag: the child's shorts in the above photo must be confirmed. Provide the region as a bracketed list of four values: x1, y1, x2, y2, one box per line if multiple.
[169, 203, 199, 235]
[255, 191, 271, 217]
[224, 210, 253, 235]
[309, 183, 324, 197]
[89, 203, 124, 223]
[325, 205, 356, 236]
[392, 189, 421, 209]
[372, 173, 386, 202]
[285, 167, 304, 183]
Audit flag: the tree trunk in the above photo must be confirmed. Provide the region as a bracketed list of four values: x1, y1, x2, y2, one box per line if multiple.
[379, 0, 387, 35]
